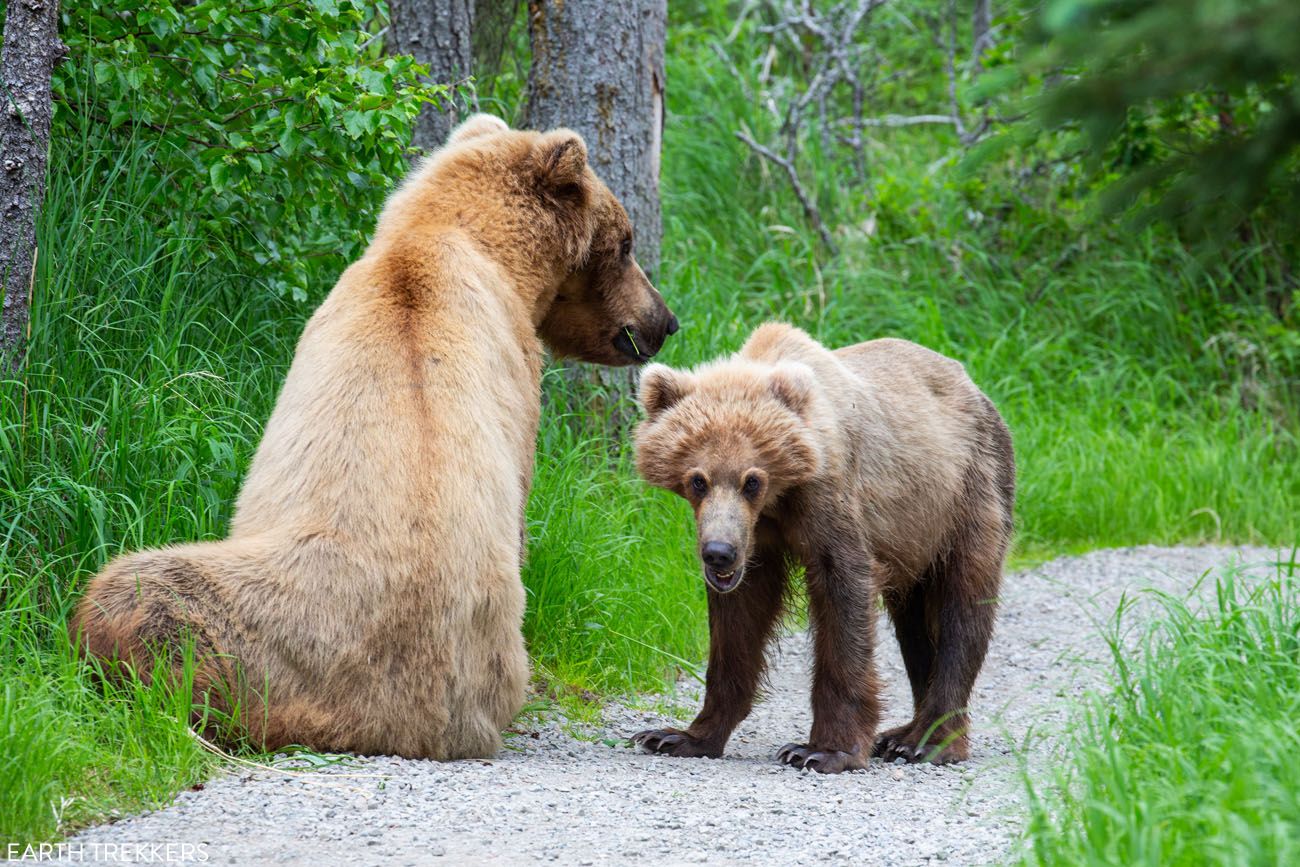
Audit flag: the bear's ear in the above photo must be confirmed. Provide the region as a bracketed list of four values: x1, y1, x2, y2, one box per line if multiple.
[768, 362, 816, 417]
[532, 129, 588, 196]
[447, 113, 509, 146]
[639, 364, 694, 420]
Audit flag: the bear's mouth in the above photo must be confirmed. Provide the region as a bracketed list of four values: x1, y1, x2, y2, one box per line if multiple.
[703, 565, 744, 594]
[612, 326, 654, 364]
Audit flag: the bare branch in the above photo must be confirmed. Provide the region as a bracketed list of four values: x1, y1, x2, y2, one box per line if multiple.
[737, 0, 1005, 253]
[357, 26, 389, 54]
[943, 0, 969, 143]
[857, 113, 959, 128]
[736, 129, 838, 255]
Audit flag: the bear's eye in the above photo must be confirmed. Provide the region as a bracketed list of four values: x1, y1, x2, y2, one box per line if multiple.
[689, 474, 708, 496]
[742, 475, 762, 496]
[620, 236, 632, 259]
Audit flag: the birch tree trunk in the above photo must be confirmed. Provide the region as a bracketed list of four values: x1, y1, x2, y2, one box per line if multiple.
[524, 0, 665, 276]
[388, 0, 475, 151]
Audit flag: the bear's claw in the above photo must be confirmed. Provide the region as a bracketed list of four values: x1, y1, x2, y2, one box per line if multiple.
[872, 724, 967, 764]
[630, 728, 720, 758]
[776, 742, 865, 774]
[631, 729, 684, 752]
[776, 742, 809, 765]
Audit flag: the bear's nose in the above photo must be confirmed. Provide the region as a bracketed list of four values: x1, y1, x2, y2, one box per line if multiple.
[666, 315, 680, 336]
[702, 541, 737, 571]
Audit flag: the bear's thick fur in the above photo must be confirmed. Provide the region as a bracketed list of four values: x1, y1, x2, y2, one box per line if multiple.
[632, 323, 1013, 771]
[71, 115, 677, 759]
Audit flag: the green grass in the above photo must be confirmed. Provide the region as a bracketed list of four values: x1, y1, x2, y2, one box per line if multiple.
[2, 2, 1298, 848]
[1022, 553, 1300, 865]
[524, 416, 702, 692]
[0, 128, 290, 845]
[1, 636, 216, 843]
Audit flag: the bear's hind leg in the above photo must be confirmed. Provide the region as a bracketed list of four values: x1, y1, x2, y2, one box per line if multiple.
[875, 575, 938, 760]
[71, 550, 252, 743]
[876, 539, 1001, 764]
[73, 554, 212, 679]
[886, 577, 936, 710]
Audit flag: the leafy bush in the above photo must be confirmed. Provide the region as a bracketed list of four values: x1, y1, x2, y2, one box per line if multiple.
[57, 0, 444, 299]
[1029, 0, 1300, 240]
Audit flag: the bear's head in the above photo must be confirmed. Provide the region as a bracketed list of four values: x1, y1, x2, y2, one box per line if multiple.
[416, 114, 678, 366]
[635, 359, 825, 593]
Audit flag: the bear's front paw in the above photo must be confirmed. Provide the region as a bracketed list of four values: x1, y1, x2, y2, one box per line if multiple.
[630, 728, 721, 759]
[776, 742, 868, 774]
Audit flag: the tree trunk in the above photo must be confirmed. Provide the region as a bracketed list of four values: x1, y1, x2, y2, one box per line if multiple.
[971, 0, 993, 70]
[388, 0, 475, 151]
[524, 0, 665, 276]
[1, 0, 62, 372]
[523, 0, 666, 428]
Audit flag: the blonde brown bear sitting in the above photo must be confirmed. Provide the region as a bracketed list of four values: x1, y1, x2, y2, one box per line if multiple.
[632, 323, 1013, 772]
[71, 115, 677, 760]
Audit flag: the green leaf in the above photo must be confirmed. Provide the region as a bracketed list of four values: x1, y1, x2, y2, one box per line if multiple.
[52, 0, 440, 301]
[147, 14, 171, 39]
[1043, 0, 1084, 33]
[341, 110, 366, 139]
[209, 161, 230, 192]
[279, 124, 303, 155]
[193, 64, 216, 91]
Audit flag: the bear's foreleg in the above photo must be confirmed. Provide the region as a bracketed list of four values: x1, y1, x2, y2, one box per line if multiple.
[631, 549, 787, 759]
[778, 544, 880, 774]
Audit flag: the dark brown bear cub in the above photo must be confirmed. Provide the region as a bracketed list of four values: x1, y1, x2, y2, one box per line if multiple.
[631, 323, 1014, 772]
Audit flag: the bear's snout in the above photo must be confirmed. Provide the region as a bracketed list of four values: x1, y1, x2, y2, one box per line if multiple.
[701, 540, 744, 593]
[702, 541, 737, 571]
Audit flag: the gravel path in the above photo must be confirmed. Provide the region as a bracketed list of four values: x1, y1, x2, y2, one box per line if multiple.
[63, 546, 1286, 866]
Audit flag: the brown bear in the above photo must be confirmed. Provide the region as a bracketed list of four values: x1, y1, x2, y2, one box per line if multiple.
[631, 323, 1013, 772]
[70, 114, 677, 760]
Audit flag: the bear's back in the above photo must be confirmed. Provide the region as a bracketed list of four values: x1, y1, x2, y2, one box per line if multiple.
[832, 336, 993, 471]
[833, 337, 976, 404]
